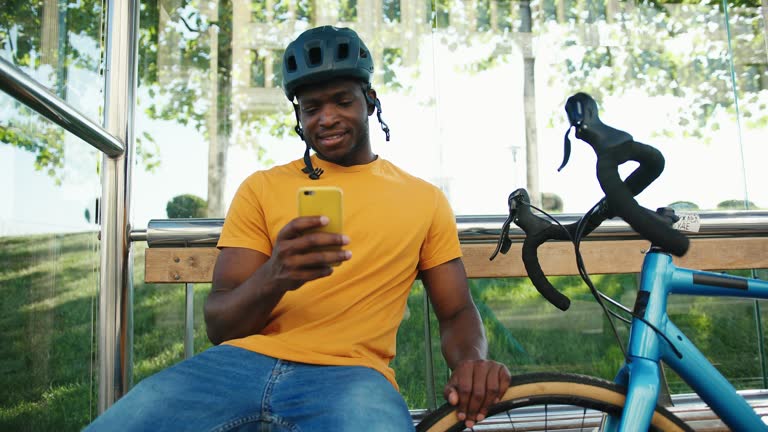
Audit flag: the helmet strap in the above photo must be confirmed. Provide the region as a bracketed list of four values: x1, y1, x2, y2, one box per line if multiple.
[362, 85, 390, 142]
[292, 103, 304, 140]
[374, 98, 390, 142]
[301, 144, 323, 180]
[293, 104, 323, 179]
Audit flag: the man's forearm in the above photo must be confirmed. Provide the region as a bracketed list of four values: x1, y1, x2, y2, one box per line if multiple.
[204, 267, 286, 345]
[439, 305, 488, 369]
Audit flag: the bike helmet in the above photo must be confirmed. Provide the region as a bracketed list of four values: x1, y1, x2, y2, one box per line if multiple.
[282, 26, 390, 180]
[282, 26, 374, 101]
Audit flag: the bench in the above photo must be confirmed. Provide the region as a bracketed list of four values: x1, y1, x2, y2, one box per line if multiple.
[141, 215, 768, 429]
[145, 237, 768, 283]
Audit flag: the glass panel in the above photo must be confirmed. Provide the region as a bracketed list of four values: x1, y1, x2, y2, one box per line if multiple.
[273, 0, 290, 22]
[270, 49, 283, 88]
[382, 47, 403, 89]
[496, 0, 515, 32]
[383, 0, 401, 24]
[1, 2, 104, 429]
[133, 0, 767, 412]
[393, 282, 430, 408]
[477, 0, 492, 32]
[132, 244, 213, 382]
[252, 0, 267, 22]
[250, 50, 266, 87]
[666, 273, 766, 392]
[296, 0, 314, 23]
[339, 0, 358, 22]
[458, 270, 768, 395]
[433, 0, 451, 28]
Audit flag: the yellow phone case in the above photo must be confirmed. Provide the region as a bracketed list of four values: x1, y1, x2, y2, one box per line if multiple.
[297, 186, 344, 255]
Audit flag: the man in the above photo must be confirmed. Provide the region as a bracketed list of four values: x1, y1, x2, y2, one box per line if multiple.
[86, 25, 509, 431]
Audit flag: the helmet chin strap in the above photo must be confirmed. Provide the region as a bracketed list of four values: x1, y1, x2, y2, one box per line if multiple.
[293, 104, 324, 180]
[363, 89, 390, 142]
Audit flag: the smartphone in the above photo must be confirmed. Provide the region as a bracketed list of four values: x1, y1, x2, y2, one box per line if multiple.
[297, 186, 344, 257]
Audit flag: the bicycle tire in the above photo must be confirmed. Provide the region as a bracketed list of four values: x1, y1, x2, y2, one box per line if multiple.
[416, 372, 692, 432]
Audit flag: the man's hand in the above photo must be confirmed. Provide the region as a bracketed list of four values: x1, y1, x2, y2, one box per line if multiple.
[267, 216, 351, 293]
[444, 359, 511, 428]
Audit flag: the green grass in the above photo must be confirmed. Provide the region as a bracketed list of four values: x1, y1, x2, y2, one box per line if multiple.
[2, 232, 768, 429]
[0, 232, 100, 431]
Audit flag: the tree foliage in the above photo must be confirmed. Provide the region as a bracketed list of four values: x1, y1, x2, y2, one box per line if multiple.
[717, 199, 759, 209]
[0, 0, 160, 179]
[551, 0, 767, 140]
[166, 193, 207, 218]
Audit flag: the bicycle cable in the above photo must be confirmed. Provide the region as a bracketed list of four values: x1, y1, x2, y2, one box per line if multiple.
[522, 200, 682, 359]
[571, 206, 683, 359]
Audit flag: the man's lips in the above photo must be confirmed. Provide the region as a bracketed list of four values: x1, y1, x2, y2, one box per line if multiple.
[316, 131, 348, 146]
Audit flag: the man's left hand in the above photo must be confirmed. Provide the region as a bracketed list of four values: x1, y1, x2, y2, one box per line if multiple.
[443, 359, 511, 428]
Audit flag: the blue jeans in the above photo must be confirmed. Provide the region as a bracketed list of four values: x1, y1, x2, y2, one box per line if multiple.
[85, 345, 415, 431]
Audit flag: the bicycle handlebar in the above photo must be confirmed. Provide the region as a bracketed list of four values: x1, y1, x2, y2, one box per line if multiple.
[563, 93, 689, 256]
[490, 189, 612, 311]
[490, 92, 690, 311]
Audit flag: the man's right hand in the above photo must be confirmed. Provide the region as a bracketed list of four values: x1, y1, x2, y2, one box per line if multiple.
[205, 216, 350, 344]
[267, 216, 351, 293]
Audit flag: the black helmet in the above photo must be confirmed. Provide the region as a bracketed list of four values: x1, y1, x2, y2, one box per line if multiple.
[282, 26, 374, 101]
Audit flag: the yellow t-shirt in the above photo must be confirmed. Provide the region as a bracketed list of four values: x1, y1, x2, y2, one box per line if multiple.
[217, 155, 462, 388]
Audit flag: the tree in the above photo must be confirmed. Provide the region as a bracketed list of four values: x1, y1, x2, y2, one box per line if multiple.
[166, 193, 207, 218]
[717, 199, 759, 210]
[667, 200, 700, 211]
[550, 0, 767, 141]
[1, 0, 160, 183]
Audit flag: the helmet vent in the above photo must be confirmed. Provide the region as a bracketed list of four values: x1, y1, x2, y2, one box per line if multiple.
[286, 55, 297, 72]
[308, 47, 322, 65]
[359, 48, 368, 58]
[338, 43, 349, 60]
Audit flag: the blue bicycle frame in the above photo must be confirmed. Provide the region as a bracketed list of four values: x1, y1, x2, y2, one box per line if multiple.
[606, 250, 768, 431]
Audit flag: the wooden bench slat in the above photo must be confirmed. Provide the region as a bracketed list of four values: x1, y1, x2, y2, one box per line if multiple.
[144, 237, 768, 283]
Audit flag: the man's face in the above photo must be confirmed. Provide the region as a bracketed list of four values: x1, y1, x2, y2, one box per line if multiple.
[296, 78, 375, 166]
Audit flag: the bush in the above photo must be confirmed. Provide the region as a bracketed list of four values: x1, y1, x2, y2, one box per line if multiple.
[717, 199, 758, 210]
[667, 201, 699, 211]
[541, 192, 563, 212]
[166, 194, 207, 218]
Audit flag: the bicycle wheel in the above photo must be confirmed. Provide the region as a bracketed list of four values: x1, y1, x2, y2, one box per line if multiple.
[416, 372, 691, 432]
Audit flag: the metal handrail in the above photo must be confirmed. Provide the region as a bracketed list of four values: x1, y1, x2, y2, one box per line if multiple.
[132, 211, 768, 247]
[0, 57, 125, 157]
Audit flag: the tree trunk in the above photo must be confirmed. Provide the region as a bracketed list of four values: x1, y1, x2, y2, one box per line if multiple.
[207, 0, 233, 218]
[520, 0, 541, 207]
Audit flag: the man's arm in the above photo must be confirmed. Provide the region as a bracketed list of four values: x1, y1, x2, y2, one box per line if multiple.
[421, 257, 511, 429]
[204, 216, 351, 345]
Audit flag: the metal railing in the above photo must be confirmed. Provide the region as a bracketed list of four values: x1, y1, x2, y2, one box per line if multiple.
[0, 57, 124, 157]
[132, 211, 768, 247]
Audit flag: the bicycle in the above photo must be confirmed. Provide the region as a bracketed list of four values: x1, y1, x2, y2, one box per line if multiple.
[413, 92, 768, 431]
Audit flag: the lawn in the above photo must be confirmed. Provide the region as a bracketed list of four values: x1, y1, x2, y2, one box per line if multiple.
[2, 232, 767, 430]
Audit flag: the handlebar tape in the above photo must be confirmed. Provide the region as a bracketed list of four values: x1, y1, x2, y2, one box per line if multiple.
[513, 192, 611, 311]
[596, 141, 690, 256]
[522, 231, 571, 311]
[566, 92, 690, 256]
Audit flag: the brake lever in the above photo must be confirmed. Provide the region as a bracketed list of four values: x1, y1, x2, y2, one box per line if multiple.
[558, 97, 585, 172]
[563, 93, 634, 156]
[490, 189, 528, 261]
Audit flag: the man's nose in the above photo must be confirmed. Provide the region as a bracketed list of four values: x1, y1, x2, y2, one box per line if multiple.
[318, 105, 339, 127]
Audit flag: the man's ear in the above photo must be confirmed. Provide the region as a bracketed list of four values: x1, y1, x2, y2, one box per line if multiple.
[365, 88, 377, 115]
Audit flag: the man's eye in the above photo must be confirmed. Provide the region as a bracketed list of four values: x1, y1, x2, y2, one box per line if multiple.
[338, 100, 352, 106]
[302, 107, 318, 114]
